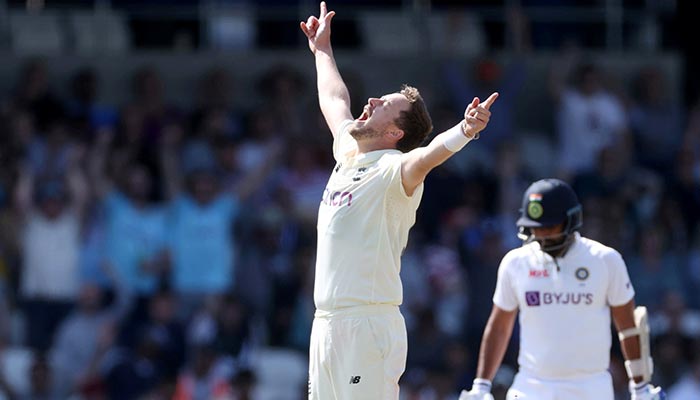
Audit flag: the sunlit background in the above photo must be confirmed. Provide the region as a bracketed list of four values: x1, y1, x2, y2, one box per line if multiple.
[0, 1, 697, 399]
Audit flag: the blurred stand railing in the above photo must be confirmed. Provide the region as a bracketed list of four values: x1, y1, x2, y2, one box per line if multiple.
[0, 0, 678, 54]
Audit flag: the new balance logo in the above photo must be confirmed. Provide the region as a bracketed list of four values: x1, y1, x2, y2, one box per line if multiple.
[349, 376, 361, 384]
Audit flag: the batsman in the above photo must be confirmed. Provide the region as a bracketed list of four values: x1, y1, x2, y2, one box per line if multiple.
[460, 179, 665, 400]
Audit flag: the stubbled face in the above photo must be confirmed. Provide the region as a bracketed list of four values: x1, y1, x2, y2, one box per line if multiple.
[531, 222, 566, 249]
[349, 92, 410, 140]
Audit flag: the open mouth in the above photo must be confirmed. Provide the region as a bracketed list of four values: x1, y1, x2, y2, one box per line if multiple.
[356, 106, 371, 122]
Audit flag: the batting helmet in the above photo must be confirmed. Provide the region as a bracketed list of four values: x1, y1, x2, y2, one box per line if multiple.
[516, 178, 582, 252]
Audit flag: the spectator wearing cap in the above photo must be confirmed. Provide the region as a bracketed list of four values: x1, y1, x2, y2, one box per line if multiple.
[14, 149, 88, 351]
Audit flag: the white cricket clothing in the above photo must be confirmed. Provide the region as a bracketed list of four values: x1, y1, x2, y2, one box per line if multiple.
[21, 210, 81, 300]
[313, 120, 424, 311]
[557, 88, 627, 174]
[308, 305, 407, 400]
[493, 233, 635, 379]
[506, 370, 614, 400]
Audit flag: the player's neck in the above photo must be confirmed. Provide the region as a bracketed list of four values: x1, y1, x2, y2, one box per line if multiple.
[355, 136, 397, 155]
[543, 236, 575, 259]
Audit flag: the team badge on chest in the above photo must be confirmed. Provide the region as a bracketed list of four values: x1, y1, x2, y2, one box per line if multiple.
[575, 267, 589, 281]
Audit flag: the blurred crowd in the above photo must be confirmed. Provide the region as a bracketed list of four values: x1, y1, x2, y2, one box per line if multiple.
[0, 14, 698, 400]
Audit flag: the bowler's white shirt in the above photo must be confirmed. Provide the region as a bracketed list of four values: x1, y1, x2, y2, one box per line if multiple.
[314, 120, 423, 311]
[493, 232, 635, 379]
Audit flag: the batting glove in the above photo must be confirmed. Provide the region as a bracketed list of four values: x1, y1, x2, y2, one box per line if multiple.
[459, 379, 495, 400]
[630, 382, 666, 400]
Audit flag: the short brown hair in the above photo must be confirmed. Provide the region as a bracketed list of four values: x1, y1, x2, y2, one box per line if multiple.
[395, 85, 433, 153]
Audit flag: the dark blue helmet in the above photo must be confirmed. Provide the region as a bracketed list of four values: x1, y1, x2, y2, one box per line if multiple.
[517, 178, 582, 252]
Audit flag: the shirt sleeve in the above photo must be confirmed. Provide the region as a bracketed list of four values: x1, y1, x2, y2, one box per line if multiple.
[605, 249, 636, 307]
[493, 252, 519, 311]
[332, 119, 357, 163]
[379, 152, 422, 202]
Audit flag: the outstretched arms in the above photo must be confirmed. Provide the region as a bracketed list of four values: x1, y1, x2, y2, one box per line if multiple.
[401, 92, 498, 196]
[300, 2, 353, 137]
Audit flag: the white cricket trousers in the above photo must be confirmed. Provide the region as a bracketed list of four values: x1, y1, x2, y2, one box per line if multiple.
[308, 304, 407, 400]
[507, 370, 614, 400]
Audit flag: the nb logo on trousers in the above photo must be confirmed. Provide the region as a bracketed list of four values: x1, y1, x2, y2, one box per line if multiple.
[349, 376, 361, 384]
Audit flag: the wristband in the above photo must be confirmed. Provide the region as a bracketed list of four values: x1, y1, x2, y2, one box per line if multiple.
[472, 378, 492, 392]
[442, 121, 474, 152]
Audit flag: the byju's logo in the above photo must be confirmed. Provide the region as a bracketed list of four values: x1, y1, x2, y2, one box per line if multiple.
[524, 291, 593, 306]
[349, 376, 361, 384]
[525, 291, 541, 306]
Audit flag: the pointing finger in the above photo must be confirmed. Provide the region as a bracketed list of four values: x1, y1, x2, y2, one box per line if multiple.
[300, 21, 311, 36]
[481, 92, 499, 110]
[465, 97, 479, 118]
[320, 1, 327, 18]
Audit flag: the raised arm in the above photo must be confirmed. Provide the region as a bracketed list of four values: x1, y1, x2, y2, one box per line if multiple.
[66, 145, 89, 218]
[300, 2, 353, 137]
[233, 139, 283, 202]
[158, 130, 183, 200]
[88, 127, 115, 199]
[14, 162, 34, 217]
[401, 92, 498, 196]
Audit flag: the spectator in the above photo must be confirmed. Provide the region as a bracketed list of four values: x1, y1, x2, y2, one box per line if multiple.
[103, 326, 167, 400]
[228, 368, 257, 400]
[277, 143, 329, 228]
[11, 58, 65, 133]
[189, 67, 243, 141]
[15, 151, 88, 351]
[187, 294, 253, 369]
[550, 54, 628, 177]
[126, 66, 179, 146]
[626, 225, 684, 310]
[50, 277, 129, 397]
[65, 67, 119, 136]
[160, 130, 280, 307]
[668, 149, 700, 243]
[89, 130, 169, 304]
[256, 64, 308, 137]
[173, 342, 232, 400]
[17, 353, 59, 400]
[118, 290, 185, 380]
[667, 341, 700, 400]
[441, 9, 529, 154]
[686, 235, 700, 309]
[628, 66, 683, 172]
